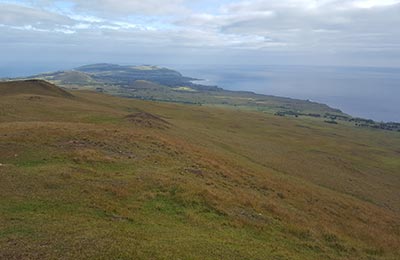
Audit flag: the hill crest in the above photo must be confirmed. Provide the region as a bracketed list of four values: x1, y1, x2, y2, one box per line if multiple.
[0, 79, 74, 98]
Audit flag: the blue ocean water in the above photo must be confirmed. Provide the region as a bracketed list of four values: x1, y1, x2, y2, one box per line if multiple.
[173, 65, 400, 122]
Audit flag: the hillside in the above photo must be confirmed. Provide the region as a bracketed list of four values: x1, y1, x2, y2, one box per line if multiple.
[0, 80, 74, 98]
[0, 81, 399, 259]
[41, 70, 96, 85]
[16, 63, 344, 117]
[75, 63, 196, 87]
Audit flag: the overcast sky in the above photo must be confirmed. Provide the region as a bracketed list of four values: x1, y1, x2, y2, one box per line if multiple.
[1, 0, 400, 75]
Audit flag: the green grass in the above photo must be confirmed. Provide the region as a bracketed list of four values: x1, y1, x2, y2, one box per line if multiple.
[0, 84, 399, 259]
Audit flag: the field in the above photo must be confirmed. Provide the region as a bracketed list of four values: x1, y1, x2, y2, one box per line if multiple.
[0, 80, 399, 259]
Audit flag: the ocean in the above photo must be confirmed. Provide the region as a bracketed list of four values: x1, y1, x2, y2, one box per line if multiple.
[172, 65, 400, 122]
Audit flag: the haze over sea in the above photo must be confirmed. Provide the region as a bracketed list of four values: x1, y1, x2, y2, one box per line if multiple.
[173, 65, 400, 123]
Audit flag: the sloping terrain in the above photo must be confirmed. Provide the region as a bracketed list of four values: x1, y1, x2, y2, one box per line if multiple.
[125, 111, 171, 129]
[44, 70, 96, 85]
[75, 63, 198, 87]
[0, 81, 399, 259]
[15, 63, 344, 116]
[0, 80, 74, 98]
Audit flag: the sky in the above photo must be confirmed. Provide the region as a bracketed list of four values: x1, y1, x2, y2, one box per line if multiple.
[1, 0, 400, 75]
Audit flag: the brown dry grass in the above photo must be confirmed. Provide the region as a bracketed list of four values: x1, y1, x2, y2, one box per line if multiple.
[0, 82, 399, 259]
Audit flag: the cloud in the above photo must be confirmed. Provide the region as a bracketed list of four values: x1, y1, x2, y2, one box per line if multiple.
[33, 0, 190, 16]
[352, 0, 400, 8]
[177, 0, 400, 51]
[0, 3, 73, 27]
[0, 0, 400, 67]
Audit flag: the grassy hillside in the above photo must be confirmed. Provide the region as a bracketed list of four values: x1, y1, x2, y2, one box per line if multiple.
[46, 71, 96, 85]
[0, 80, 399, 259]
[0, 80, 74, 98]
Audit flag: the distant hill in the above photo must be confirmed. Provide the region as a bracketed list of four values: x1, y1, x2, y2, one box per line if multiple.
[14, 63, 344, 116]
[73, 63, 199, 87]
[40, 70, 96, 85]
[5, 64, 399, 130]
[0, 79, 74, 98]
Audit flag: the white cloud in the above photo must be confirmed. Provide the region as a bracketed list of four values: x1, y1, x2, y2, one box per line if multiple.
[0, 0, 400, 66]
[352, 0, 400, 8]
[176, 0, 400, 52]
[60, 0, 189, 16]
[0, 3, 73, 26]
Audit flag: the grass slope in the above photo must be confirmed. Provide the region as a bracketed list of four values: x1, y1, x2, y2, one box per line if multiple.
[0, 81, 399, 259]
[0, 80, 74, 98]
